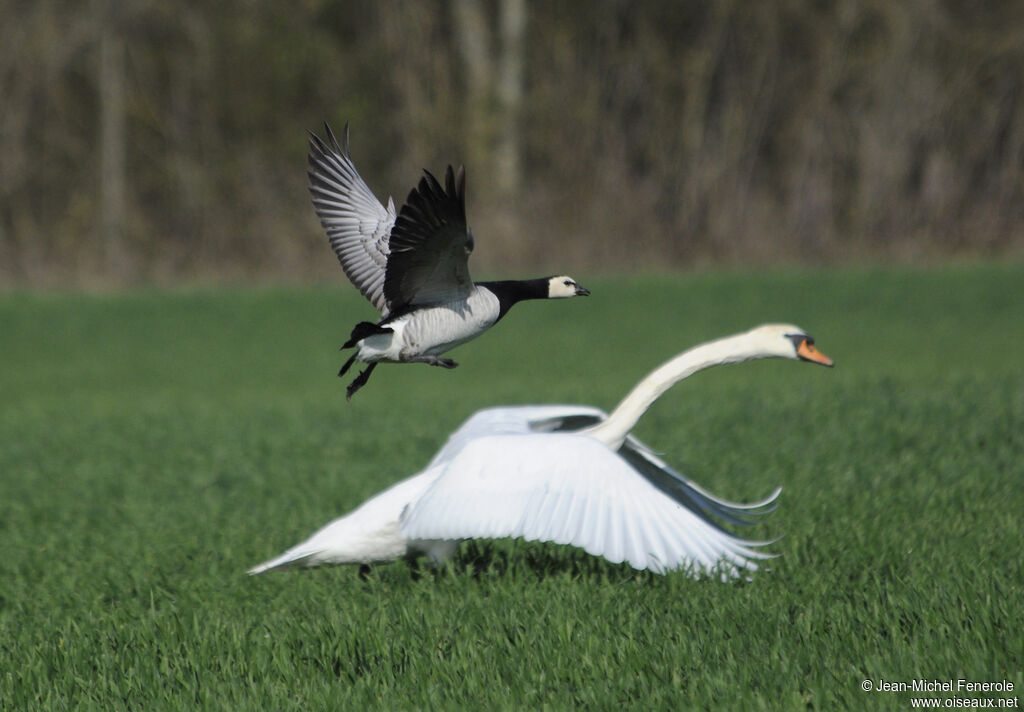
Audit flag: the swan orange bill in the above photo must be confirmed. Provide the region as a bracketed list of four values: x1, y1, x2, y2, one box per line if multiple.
[797, 339, 834, 367]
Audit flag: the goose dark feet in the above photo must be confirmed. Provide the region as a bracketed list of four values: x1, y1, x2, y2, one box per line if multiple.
[338, 352, 359, 378]
[404, 355, 459, 369]
[345, 363, 377, 400]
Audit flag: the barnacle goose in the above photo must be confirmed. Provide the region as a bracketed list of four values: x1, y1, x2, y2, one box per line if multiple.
[308, 123, 590, 399]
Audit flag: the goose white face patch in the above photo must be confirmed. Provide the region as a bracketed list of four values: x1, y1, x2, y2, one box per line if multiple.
[547, 276, 589, 299]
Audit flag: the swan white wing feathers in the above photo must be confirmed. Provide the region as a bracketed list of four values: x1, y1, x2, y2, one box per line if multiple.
[401, 433, 773, 575]
[308, 124, 395, 315]
[617, 438, 782, 528]
[432, 405, 780, 527]
[426, 405, 608, 468]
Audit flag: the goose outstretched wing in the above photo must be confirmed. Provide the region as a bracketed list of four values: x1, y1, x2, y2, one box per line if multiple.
[308, 123, 395, 315]
[384, 166, 474, 311]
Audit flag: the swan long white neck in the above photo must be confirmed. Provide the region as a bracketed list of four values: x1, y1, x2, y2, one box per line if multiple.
[583, 330, 769, 449]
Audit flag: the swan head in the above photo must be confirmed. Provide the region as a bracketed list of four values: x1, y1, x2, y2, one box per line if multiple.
[546, 275, 590, 298]
[746, 324, 834, 366]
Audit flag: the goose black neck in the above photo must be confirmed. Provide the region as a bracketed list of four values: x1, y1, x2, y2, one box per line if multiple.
[478, 278, 550, 321]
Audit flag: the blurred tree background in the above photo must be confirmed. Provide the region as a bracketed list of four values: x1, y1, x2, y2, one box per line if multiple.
[2, 0, 1022, 288]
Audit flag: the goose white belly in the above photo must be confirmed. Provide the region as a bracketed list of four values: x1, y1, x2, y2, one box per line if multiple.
[356, 289, 501, 362]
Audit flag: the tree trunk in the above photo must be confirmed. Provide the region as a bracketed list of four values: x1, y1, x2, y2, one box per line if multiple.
[495, 0, 525, 199]
[451, 0, 494, 176]
[99, 24, 126, 274]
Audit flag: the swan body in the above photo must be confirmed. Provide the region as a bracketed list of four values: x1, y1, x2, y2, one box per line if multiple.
[246, 469, 455, 571]
[308, 123, 589, 399]
[249, 324, 833, 577]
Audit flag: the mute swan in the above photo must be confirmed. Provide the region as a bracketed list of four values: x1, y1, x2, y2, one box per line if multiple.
[249, 324, 833, 577]
[308, 123, 589, 399]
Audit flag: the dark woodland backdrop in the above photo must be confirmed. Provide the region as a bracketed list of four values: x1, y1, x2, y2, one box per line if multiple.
[2, 0, 1023, 287]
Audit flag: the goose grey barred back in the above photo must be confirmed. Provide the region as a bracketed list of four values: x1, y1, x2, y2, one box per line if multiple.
[308, 123, 590, 400]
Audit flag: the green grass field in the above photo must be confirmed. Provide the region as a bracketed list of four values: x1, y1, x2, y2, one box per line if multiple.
[1, 263, 1022, 710]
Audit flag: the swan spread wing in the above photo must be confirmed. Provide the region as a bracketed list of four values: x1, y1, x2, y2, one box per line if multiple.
[426, 405, 608, 468]
[435, 406, 779, 530]
[400, 433, 774, 576]
[308, 124, 394, 315]
[618, 437, 781, 529]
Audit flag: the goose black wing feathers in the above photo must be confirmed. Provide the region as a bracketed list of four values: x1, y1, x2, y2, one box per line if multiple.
[308, 123, 395, 316]
[384, 166, 474, 312]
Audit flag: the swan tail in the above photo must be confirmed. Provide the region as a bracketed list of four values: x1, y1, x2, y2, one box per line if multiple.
[247, 549, 317, 575]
